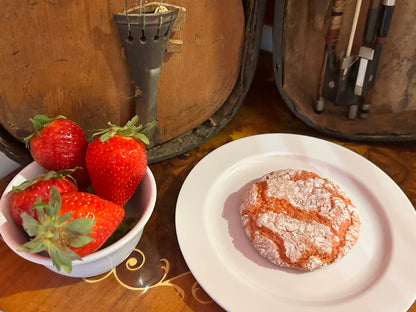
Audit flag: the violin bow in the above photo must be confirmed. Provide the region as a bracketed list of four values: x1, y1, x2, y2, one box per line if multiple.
[343, 0, 363, 75]
[354, 0, 381, 96]
[334, 0, 363, 118]
[358, 0, 396, 118]
[349, 0, 381, 118]
[316, 0, 347, 112]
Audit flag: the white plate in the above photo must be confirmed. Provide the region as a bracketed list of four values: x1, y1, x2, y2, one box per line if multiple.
[175, 133, 416, 312]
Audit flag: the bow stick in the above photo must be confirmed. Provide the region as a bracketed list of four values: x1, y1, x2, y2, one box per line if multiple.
[359, 0, 396, 118]
[343, 0, 362, 74]
[315, 0, 347, 112]
[334, 0, 362, 118]
[349, 0, 381, 118]
[354, 0, 381, 97]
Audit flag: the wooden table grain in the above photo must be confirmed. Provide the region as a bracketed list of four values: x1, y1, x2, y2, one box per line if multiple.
[0, 51, 415, 312]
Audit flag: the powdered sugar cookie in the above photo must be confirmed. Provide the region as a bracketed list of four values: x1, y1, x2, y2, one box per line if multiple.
[240, 169, 361, 271]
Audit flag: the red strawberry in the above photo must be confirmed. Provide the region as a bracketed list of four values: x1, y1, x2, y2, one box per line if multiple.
[9, 169, 78, 227]
[18, 186, 124, 273]
[24, 114, 90, 188]
[59, 191, 125, 256]
[86, 115, 156, 206]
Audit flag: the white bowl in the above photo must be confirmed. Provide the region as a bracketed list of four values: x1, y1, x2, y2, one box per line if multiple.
[0, 162, 157, 278]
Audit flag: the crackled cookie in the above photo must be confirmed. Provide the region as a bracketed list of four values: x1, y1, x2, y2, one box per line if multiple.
[240, 169, 361, 271]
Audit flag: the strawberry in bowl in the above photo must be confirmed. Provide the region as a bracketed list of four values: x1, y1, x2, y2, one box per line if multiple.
[9, 169, 79, 228]
[24, 115, 90, 188]
[86, 115, 156, 206]
[0, 161, 157, 278]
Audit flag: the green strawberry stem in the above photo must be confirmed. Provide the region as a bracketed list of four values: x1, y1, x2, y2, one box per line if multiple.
[17, 186, 95, 274]
[23, 114, 67, 146]
[11, 168, 81, 193]
[91, 115, 157, 145]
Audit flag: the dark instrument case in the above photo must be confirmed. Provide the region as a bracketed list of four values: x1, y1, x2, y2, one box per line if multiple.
[273, 0, 416, 141]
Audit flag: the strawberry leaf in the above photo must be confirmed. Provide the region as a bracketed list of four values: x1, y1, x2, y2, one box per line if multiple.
[134, 133, 150, 145]
[60, 244, 82, 261]
[11, 178, 40, 192]
[23, 115, 68, 146]
[32, 202, 49, 224]
[56, 212, 74, 225]
[99, 131, 113, 143]
[10, 169, 80, 193]
[65, 218, 95, 234]
[30, 119, 43, 132]
[23, 114, 53, 145]
[20, 213, 40, 236]
[17, 186, 96, 273]
[31, 114, 53, 131]
[49, 245, 75, 273]
[65, 234, 94, 248]
[48, 186, 62, 216]
[141, 120, 158, 134]
[126, 115, 139, 128]
[118, 129, 132, 137]
[91, 115, 157, 145]
[17, 236, 47, 253]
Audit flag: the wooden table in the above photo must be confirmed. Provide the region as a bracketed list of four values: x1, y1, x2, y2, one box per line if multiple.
[0, 51, 415, 312]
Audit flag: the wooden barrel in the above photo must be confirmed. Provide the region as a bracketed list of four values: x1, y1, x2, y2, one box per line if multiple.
[0, 0, 266, 164]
